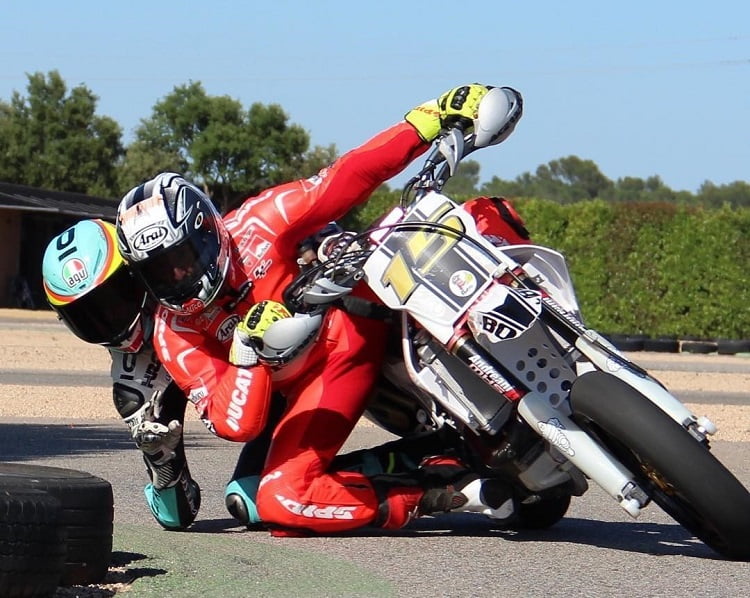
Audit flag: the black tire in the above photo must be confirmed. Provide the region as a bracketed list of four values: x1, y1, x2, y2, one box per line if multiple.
[680, 340, 717, 354]
[642, 336, 679, 353]
[717, 339, 750, 355]
[0, 464, 113, 585]
[515, 494, 571, 530]
[0, 489, 66, 597]
[607, 334, 648, 352]
[570, 371, 750, 560]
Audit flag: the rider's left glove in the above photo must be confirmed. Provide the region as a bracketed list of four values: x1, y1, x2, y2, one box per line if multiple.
[405, 83, 492, 142]
[229, 300, 292, 367]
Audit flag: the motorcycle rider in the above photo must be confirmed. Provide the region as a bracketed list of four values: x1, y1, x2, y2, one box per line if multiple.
[41, 218, 461, 531]
[42, 218, 202, 530]
[115, 83, 524, 535]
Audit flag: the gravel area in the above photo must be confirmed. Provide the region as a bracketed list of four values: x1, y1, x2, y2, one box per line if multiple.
[1, 307, 748, 439]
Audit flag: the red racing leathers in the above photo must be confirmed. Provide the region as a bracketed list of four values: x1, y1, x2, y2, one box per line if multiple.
[153, 121, 431, 533]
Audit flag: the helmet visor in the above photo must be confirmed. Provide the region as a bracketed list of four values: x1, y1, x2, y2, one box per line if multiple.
[137, 226, 221, 308]
[55, 265, 145, 346]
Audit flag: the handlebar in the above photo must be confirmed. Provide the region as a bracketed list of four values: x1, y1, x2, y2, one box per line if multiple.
[400, 86, 523, 206]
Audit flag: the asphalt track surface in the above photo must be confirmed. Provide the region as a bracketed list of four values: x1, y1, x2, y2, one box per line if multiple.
[2, 317, 750, 596]
[2, 421, 749, 598]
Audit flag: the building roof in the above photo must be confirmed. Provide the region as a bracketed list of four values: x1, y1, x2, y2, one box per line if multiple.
[0, 181, 117, 219]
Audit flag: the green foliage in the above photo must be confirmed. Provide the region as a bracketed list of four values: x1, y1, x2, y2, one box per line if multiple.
[481, 155, 749, 207]
[2, 71, 749, 337]
[697, 180, 750, 208]
[118, 81, 334, 212]
[341, 191, 750, 338]
[520, 200, 750, 339]
[442, 159, 481, 197]
[0, 70, 123, 197]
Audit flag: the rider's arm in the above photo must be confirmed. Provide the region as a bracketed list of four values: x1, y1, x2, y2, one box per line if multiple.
[271, 122, 429, 242]
[153, 311, 273, 442]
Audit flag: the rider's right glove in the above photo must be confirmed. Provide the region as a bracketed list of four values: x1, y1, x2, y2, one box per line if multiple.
[404, 84, 492, 142]
[229, 300, 292, 367]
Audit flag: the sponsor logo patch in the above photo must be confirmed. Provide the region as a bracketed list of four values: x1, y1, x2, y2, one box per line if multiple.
[225, 369, 254, 432]
[537, 418, 575, 456]
[62, 258, 88, 288]
[217, 315, 240, 343]
[274, 494, 357, 520]
[448, 270, 477, 297]
[132, 224, 169, 251]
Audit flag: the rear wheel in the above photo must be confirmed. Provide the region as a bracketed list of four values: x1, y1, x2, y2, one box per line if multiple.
[570, 371, 750, 560]
[515, 493, 571, 530]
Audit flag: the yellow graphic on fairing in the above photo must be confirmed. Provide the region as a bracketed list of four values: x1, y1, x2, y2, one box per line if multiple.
[380, 201, 465, 304]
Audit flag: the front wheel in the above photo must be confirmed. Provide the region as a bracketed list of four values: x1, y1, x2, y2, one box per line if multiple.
[570, 371, 750, 560]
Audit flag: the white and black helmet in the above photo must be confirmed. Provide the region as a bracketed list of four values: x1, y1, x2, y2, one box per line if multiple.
[116, 172, 231, 315]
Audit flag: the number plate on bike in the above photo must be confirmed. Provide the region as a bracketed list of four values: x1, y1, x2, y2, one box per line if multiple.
[364, 192, 499, 343]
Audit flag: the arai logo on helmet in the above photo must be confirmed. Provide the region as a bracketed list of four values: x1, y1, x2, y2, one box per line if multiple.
[132, 224, 169, 251]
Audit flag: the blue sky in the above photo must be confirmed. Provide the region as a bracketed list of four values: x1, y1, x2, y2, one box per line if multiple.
[2, 1, 748, 192]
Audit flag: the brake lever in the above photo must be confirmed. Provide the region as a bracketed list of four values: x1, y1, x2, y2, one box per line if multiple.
[402, 126, 475, 202]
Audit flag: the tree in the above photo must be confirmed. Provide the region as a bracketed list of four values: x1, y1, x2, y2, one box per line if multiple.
[442, 159, 480, 197]
[0, 70, 123, 197]
[696, 180, 750, 208]
[119, 81, 330, 212]
[534, 156, 613, 202]
[294, 143, 339, 179]
[480, 175, 526, 198]
[476, 155, 614, 202]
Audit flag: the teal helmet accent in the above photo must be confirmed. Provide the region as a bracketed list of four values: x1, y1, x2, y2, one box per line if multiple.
[42, 219, 148, 351]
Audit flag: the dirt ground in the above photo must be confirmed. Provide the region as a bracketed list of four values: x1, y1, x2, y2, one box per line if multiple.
[1, 307, 749, 440]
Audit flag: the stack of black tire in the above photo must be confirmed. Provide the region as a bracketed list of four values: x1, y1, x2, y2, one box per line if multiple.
[604, 334, 750, 355]
[0, 463, 114, 597]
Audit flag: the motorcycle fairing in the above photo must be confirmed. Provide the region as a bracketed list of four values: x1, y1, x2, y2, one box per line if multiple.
[467, 285, 542, 344]
[364, 192, 502, 344]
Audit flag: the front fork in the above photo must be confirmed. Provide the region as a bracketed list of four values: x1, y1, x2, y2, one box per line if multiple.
[517, 391, 650, 518]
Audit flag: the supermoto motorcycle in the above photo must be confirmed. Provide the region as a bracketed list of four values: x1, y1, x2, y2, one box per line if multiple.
[284, 87, 750, 560]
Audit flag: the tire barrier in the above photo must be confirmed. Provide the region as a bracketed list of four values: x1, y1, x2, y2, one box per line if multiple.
[642, 336, 680, 353]
[0, 489, 67, 597]
[0, 463, 114, 587]
[717, 339, 750, 355]
[605, 334, 750, 355]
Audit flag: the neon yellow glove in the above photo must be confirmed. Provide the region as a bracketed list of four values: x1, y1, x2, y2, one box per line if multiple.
[404, 98, 441, 142]
[229, 300, 291, 367]
[405, 84, 492, 142]
[438, 84, 491, 130]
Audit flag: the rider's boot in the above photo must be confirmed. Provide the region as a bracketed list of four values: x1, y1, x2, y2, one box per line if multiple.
[417, 456, 516, 521]
[139, 424, 202, 530]
[224, 475, 266, 530]
[143, 457, 202, 530]
[368, 456, 515, 528]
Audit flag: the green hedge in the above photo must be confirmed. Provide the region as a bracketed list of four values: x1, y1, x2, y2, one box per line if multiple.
[515, 198, 750, 339]
[347, 193, 750, 340]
